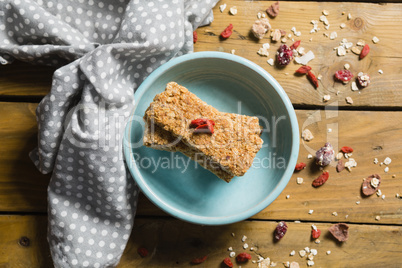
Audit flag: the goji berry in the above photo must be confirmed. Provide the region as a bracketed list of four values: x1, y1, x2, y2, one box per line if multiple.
[295, 66, 312, 74]
[312, 171, 329, 187]
[276, 44, 293, 66]
[307, 71, 319, 88]
[334, 70, 354, 82]
[340, 146, 353, 153]
[190, 118, 215, 127]
[236, 252, 252, 263]
[190, 255, 207, 264]
[290, 40, 301, 50]
[137, 247, 149, 258]
[312, 229, 321, 239]
[274, 221, 288, 240]
[359, 44, 370, 59]
[206, 120, 214, 134]
[193, 31, 198, 44]
[295, 162, 306, 171]
[223, 257, 234, 268]
[221, 24, 233, 39]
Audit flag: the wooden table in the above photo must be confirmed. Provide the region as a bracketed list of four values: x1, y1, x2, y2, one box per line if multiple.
[0, 1, 401, 267]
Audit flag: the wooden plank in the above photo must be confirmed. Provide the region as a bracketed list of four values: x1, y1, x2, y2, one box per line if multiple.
[0, 102, 50, 212]
[0, 215, 52, 267]
[119, 218, 402, 267]
[0, 61, 54, 97]
[195, 1, 402, 108]
[136, 110, 402, 225]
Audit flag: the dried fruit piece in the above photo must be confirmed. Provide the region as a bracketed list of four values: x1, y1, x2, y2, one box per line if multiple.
[362, 174, 381, 196]
[335, 70, 354, 83]
[223, 257, 234, 268]
[340, 146, 353, 153]
[312, 229, 321, 239]
[274, 221, 288, 240]
[312, 171, 329, 187]
[295, 162, 306, 171]
[360, 44, 370, 59]
[193, 123, 214, 134]
[266, 1, 279, 17]
[193, 31, 198, 44]
[236, 252, 252, 263]
[328, 223, 349, 242]
[221, 24, 233, 39]
[336, 160, 345, 172]
[251, 18, 271, 39]
[295, 66, 312, 74]
[190, 255, 207, 264]
[290, 40, 301, 50]
[316, 143, 335, 166]
[276, 44, 293, 66]
[307, 71, 319, 88]
[137, 247, 149, 258]
[357, 72, 370, 87]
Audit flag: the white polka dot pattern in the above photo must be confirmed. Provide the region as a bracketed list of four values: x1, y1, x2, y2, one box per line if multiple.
[0, 0, 218, 267]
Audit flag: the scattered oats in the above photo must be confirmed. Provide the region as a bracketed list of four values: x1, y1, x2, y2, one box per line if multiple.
[345, 215, 349, 219]
[328, 128, 332, 133]
[297, 177, 304, 184]
[294, 221, 301, 223]
[371, 178, 380, 188]
[337, 46, 346, 56]
[229, 6, 237, 15]
[340, 23, 346, 28]
[302, 129, 314, 141]
[308, 253, 314, 261]
[241, 235, 247, 242]
[267, 58, 274, 66]
[291, 27, 296, 33]
[285, 73, 289, 76]
[372, 36, 380, 44]
[272, 29, 282, 42]
[231, 49, 235, 55]
[384, 166, 389, 173]
[326, 251, 331, 255]
[290, 250, 296, 256]
[262, 13, 266, 18]
[317, 74, 322, 80]
[323, 95, 331, 102]
[286, 195, 290, 199]
[231, 232, 235, 237]
[346, 96, 353, 105]
[392, 174, 396, 178]
[308, 209, 314, 214]
[381, 194, 385, 200]
[351, 47, 361, 55]
[250, 247, 255, 251]
[270, 261, 277, 267]
[314, 239, 320, 244]
[356, 201, 360, 205]
[330, 32, 337, 40]
[243, 243, 249, 249]
[310, 249, 317, 256]
[351, 82, 359, 91]
[374, 158, 379, 164]
[320, 15, 328, 24]
[295, 31, 301, 37]
[258, 257, 271, 268]
[324, 25, 330, 30]
[336, 152, 343, 160]
[336, 90, 341, 95]
[295, 50, 315, 65]
[332, 211, 338, 216]
[257, 12, 262, 19]
[310, 20, 319, 33]
[322, 10, 329, 16]
[290, 262, 300, 268]
[253, 260, 257, 264]
[228, 247, 233, 251]
[219, 3, 227, 13]
[347, 13, 352, 20]
[299, 250, 306, 257]
[384, 157, 392, 165]
[229, 251, 236, 258]
[257, 43, 270, 57]
[345, 158, 357, 171]
[307, 154, 313, 159]
[323, 32, 329, 37]
[307, 260, 314, 266]
[378, 69, 383, 74]
[311, 224, 317, 231]
[375, 215, 381, 221]
[396, 193, 400, 198]
[309, 38, 313, 42]
[357, 39, 365, 46]
[380, 162, 383, 166]
[304, 247, 310, 253]
[281, 37, 287, 43]
[377, 189, 382, 197]
[284, 261, 290, 268]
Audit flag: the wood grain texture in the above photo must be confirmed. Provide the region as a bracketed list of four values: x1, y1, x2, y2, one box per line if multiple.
[194, 1, 402, 108]
[136, 110, 402, 225]
[0, 102, 50, 212]
[119, 218, 402, 268]
[0, 215, 52, 267]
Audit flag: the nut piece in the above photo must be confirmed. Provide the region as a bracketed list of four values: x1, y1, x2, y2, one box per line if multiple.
[266, 1, 279, 17]
[328, 223, 349, 242]
[251, 18, 271, 40]
[362, 174, 382, 196]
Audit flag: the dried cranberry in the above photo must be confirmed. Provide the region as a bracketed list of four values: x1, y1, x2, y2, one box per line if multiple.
[335, 70, 354, 82]
[274, 221, 288, 240]
[315, 142, 335, 166]
[340, 146, 353, 153]
[276, 44, 293, 66]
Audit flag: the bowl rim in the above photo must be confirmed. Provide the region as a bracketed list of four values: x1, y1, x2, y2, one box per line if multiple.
[123, 51, 299, 225]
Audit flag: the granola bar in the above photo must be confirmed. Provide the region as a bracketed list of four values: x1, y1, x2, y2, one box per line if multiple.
[144, 82, 263, 178]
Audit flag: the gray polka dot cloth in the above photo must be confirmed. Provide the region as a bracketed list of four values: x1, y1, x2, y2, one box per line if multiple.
[0, 0, 218, 267]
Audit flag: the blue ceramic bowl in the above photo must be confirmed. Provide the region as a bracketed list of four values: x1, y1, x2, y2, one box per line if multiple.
[123, 51, 299, 225]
